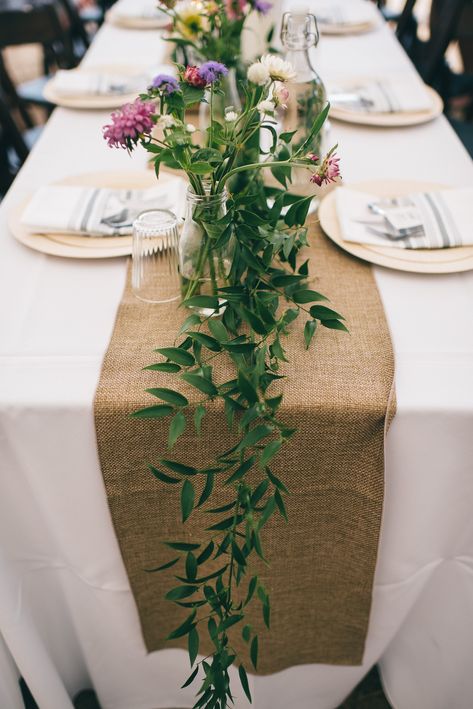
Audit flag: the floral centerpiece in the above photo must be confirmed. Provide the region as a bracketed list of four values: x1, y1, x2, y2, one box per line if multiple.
[104, 56, 342, 708]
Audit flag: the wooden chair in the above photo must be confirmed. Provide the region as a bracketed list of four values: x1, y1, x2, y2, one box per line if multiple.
[0, 87, 36, 195]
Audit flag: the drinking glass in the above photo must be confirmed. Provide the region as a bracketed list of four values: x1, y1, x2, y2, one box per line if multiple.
[132, 209, 180, 304]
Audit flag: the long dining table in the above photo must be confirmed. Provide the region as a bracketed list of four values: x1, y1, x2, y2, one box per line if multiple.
[1, 3, 473, 709]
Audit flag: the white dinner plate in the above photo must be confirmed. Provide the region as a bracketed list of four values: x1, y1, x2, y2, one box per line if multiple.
[318, 180, 473, 274]
[329, 85, 443, 127]
[43, 66, 148, 110]
[106, 5, 168, 29]
[8, 171, 167, 259]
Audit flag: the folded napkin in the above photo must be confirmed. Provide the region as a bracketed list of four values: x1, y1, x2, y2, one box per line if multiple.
[50, 70, 147, 98]
[21, 178, 187, 237]
[114, 0, 166, 19]
[335, 186, 473, 249]
[329, 74, 432, 113]
[314, 0, 377, 27]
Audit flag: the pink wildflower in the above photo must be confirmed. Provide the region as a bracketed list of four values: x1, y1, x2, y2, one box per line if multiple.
[308, 152, 319, 163]
[273, 81, 289, 108]
[183, 65, 207, 88]
[103, 99, 155, 150]
[310, 153, 341, 186]
[225, 0, 246, 20]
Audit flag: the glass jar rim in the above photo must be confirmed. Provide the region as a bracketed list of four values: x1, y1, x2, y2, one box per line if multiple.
[186, 182, 227, 204]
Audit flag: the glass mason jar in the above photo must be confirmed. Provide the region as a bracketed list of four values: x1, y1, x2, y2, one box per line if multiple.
[179, 183, 234, 315]
[280, 13, 326, 185]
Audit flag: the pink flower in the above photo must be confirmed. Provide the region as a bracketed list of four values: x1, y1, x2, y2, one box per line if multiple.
[103, 99, 155, 150]
[310, 153, 341, 186]
[273, 82, 289, 108]
[183, 65, 207, 88]
[308, 153, 319, 163]
[225, 0, 246, 20]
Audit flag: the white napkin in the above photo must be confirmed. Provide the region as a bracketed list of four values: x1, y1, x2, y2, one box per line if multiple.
[313, 0, 377, 27]
[21, 178, 187, 237]
[329, 74, 432, 113]
[114, 0, 166, 20]
[335, 186, 473, 249]
[49, 70, 147, 98]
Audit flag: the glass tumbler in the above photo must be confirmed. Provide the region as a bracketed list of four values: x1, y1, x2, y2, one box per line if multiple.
[132, 209, 180, 304]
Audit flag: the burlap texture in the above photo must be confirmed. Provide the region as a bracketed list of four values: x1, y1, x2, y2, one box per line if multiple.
[94, 224, 395, 671]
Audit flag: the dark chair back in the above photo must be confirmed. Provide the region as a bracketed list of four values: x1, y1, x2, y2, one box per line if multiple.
[0, 87, 29, 195]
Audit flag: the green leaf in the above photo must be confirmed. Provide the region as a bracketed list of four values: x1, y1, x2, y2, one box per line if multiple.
[178, 313, 201, 335]
[297, 102, 330, 155]
[188, 627, 199, 666]
[284, 196, 312, 227]
[275, 489, 288, 521]
[298, 259, 309, 276]
[279, 129, 297, 143]
[239, 424, 273, 450]
[242, 624, 251, 643]
[222, 341, 258, 354]
[207, 318, 228, 342]
[169, 411, 186, 449]
[265, 394, 282, 413]
[244, 576, 258, 606]
[206, 514, 243, 532]
[161, 460, 197, 475]
[131, 404, 174, 419]
[271, 274, 303, 288]
[185, 552, 197, 581]
[237, 371, 258, 405]
[148, 464, 181, 484]
[238, 665, 252, 704]
[304, 319, 317, 350]
[321, 319, 349, 332]
[250, 636, 259, 670]
[146, 388, 189, 407]
[206, 501, 235, 514]
[181, 665, 199, 688]
[188, 161, 213, 175]
[155, 347, 195, 366]
[266, 467, 289, 494]
[232, 540, 247, 567]
[221, 614, 244, 631]
[197, 541, 214, 565]
[181, 373, 218, 397]
[165, 541, 201, 551]
[240, 306, 268, 336]
[187, 331, 221, 352]
[183, 295, 219, 310]
[224, 456, 256, 485]
[292, 289, 328, 304]
[260, 439, 282, 468]
[197, 470, 214, 507]
[193, 404, 206, 435]
[181, 479, 195, 522]
[143, 362, 181, 373]
[263, 601, 271, 628]
[165, 585, 199, 601]
[145, 557, 179, 573]
[251, 479, 269, 506]
[309, 305, 345, 321]
[167, 610, 196, 639]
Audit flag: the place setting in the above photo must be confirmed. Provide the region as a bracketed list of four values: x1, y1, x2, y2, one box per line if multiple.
[106, 0, 169, 29]
[327, 72, 443, 126]
[312, 0, 381, 35]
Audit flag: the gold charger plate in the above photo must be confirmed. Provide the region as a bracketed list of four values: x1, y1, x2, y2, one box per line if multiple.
[319, 20, 377, 35]
[8, 171, 165, 259]
[43, 66, 147, 110]
[329, 86, 443, 127]
[318, 180, 473, 274]
[106, 6, 168, 29]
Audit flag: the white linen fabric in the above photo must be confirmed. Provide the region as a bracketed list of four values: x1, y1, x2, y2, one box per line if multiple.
[1, 7, 473, 709]
[21, 180, 187, 236]
[335, 186, 473, 248]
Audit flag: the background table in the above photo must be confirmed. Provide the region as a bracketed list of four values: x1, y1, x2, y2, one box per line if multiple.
[1, 4, 473, 709]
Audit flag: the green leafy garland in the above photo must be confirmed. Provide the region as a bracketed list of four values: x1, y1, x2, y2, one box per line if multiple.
[104, 57, 345, 709]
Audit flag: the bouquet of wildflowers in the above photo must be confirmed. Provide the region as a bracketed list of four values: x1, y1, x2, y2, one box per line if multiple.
[104, 56, 342, 709]
[158, 0, 273, 68]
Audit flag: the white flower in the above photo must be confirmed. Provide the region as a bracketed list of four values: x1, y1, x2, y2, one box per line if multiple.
[247, 61, 270, 86]
[224, 110, 238, 122]
[186, 123, 196, 132]
[257, 99, 275, 114]
[260, 54, 296, 82]
[157, 114, 177, 129]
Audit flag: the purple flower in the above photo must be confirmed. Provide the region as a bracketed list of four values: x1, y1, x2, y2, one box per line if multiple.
[198, 61, 228, 85]
[150, 73, 179, 94]
[254, 0, 272, 14]
[103, 99, 155, 150]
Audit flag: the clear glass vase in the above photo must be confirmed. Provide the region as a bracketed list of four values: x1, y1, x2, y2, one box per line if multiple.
[179, 183, 234, 315]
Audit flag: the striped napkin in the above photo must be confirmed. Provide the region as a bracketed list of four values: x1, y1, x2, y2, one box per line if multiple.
[314, 0, 377, 27]
[50, 70, 147, 98]
[21, 179, 187, 237]
[329, 75, 432, 114]
[335, 187, 473, 249]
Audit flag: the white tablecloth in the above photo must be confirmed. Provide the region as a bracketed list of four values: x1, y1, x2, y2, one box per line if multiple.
[1, 6, 473, 709]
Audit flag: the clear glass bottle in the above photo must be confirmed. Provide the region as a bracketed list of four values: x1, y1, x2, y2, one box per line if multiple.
[280, 12, 326, 159]
[179, 183, 234, 315]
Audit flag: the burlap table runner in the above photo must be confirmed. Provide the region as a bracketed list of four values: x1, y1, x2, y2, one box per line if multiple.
[94, 224, 395, 671]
